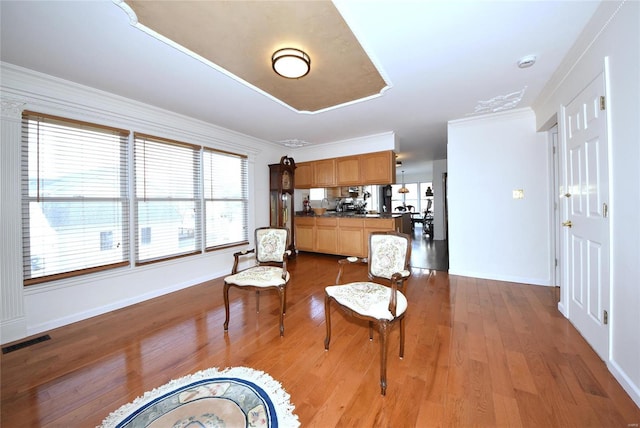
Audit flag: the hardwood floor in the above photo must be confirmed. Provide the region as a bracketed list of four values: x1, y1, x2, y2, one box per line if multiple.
[410, 224, 448, 271]
[2, 252, 639, 427]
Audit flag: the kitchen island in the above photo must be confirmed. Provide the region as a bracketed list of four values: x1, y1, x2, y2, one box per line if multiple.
[294, 211, 406, 258]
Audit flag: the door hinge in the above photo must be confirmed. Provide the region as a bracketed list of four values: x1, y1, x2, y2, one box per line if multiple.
[603, 202, 608, 218]
[603, 310, 608, 325]
[555, 258, 558, 267]
[600, 96, 606, 110]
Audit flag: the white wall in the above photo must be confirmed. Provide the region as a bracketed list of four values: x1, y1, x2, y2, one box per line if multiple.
[289, 131, 397, 163]
[532, 0, 640, 407]
[0, 63, 284, 343]
[447, 108, 552, 286]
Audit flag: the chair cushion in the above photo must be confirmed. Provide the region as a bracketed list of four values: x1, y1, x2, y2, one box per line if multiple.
[325, 282, 407, 320]
[369, 234, 409, 279]
[225, 266, 289, 287]
[256, 228, 288, 263]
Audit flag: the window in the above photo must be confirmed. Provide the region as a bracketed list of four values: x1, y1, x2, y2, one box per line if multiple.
[420, 182, 434, 214]
[21, 114, 249, 285]
[134, 133, 201, 264]
[391, 183, 417, 211]
[21, 112, 130, 285]
[203, 148, 248, 249]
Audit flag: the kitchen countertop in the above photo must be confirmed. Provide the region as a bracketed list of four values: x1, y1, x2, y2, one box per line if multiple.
[296, 211, 401, 219]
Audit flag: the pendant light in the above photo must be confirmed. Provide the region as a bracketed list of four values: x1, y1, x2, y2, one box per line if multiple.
[398, 170, 409, 194]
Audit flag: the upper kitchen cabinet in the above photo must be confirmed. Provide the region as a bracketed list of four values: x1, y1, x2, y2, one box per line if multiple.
[293, 150, 395, 188]
[360, 151, 396, 185]
[313, 159, 336, 187]
[335, 156, 361, 185]
[295, 162, 313, 188]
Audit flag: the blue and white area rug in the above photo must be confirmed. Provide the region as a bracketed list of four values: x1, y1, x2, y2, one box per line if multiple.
[98, 366, 300, 428]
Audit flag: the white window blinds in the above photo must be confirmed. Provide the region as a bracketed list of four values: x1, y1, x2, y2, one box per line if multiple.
[21, 112, 130, 285]
[134, 133, 202, 264]
[203, 148, 248, 249]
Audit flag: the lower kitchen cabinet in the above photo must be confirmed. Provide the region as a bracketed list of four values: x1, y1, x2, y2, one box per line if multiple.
[295, 217, 315, 251]
[338, 217, 365, 257]
[315, 217, 338, 254]
[295, 216, 400, 257]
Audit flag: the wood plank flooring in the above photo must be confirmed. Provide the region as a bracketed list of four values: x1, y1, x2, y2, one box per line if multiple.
[2, 252, 639, 427]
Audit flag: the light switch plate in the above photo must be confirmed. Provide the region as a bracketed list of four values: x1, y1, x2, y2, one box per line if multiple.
[513, 189, 525, 199]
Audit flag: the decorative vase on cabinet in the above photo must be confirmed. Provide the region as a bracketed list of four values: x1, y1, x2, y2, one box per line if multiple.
[269, 156, 296, 256]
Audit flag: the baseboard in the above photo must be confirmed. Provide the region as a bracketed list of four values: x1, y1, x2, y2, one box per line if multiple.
[23, 271, 225, 341]
[608, 359, 640, 409]
[447, 269, 552, 286]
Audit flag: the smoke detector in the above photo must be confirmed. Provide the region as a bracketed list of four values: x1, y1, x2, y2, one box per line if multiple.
[517, 55, 536, 69]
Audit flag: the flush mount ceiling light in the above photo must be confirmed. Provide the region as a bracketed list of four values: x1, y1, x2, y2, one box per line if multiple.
[272, 48, 311, 79]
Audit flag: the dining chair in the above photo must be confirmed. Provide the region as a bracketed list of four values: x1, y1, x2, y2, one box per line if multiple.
[323, 231, 412, 395]
[223, 227, 291, 336]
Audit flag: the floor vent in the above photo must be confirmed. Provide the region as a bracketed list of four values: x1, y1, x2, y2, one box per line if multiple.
[2, 334, 51, 354]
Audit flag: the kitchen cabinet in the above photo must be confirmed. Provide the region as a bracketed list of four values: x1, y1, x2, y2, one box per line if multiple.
[294, 150, 395, 188]
[294, 217, 315, 251]
[313, 159, 336, 187]
[338, 217, 365, 257]
[335, 156, 361, 185]
[295, 162, 312, 188]
[361, 151, 396, 185]
[315, 217, 338, 254]
[294, 215, 400, 257]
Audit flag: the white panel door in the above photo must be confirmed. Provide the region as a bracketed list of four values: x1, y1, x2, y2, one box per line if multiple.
[561, 72, 610, 360]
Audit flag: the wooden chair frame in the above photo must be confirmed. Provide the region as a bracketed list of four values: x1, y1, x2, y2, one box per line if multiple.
[223, 227, 290, 336]
[324, 231, 412, 395]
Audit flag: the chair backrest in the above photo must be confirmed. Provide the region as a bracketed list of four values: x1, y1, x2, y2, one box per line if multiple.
[425, 199, 433, 214]
[255, 227, 289, 264]
[368, 231, 411, 281]
[405, 205, 415, 213]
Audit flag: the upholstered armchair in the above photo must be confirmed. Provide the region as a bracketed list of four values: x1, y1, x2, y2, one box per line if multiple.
[223, 227, 291, 337]
[324, 231, 412, 395]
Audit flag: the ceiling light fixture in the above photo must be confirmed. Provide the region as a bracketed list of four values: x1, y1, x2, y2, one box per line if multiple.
[398, 170, 409, 194]
[272, 48, 311, 79]
[517, 55, 536, 69]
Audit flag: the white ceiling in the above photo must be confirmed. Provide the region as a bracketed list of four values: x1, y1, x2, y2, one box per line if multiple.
[0, 0, 601, 177]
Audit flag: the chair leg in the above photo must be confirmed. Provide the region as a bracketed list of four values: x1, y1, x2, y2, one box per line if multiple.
[278, 286, 285, 337]
[255, 290, 260, 313]
[378, 321, 390, 395]
[324, 294, 332, 350]
[223, 282, 231, 332]
[369, 321, 374, 341]
[283, 284, 287, 314]
[399, 317, 405, 359]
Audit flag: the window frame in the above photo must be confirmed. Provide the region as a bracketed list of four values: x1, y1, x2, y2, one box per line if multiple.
[20, 112, 250, 286]
[21, 111, 131, 285]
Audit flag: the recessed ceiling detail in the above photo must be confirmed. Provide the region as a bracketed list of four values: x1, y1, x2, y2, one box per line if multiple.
[116, 0, 390, 114]
[471, 86, 528, 115]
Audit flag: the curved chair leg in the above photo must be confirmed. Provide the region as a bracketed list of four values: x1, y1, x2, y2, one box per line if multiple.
[324, 294, 332, 350]
[399, 316, 405, 358]
[278, 286, 285, 337]
[223, 282, 231, 332]
[255, 290, 260, 313]
[379, 321, 390, 396]
[369, 321, 374, 341]
[283, 284, 287, 314]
